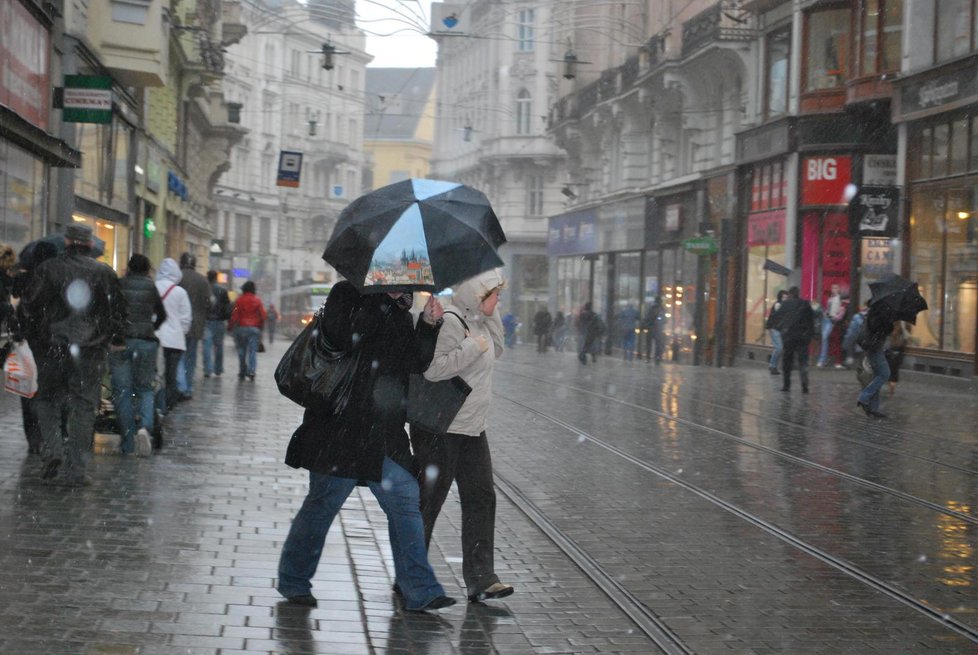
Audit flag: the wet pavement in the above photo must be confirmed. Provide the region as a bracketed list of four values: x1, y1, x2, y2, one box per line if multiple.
[0, 340, 976, 653]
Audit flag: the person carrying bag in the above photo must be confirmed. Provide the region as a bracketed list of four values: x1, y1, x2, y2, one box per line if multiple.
[409, 269, 514, 603]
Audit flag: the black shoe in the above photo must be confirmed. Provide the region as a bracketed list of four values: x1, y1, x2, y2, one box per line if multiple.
[392, 583, 403, 597]
[247, 374, 255, 381]
[781, 387, 790, 393]
[41, 458, 61, 480]
[856, 400, 872, 416]
[770, 368, 780, 375]
[468, 583, 514, 603]
[802, 386, 809, 394]
[178, 393, 192, 402]
[407, 595, 456, 612]
[286, 594, 318, 607]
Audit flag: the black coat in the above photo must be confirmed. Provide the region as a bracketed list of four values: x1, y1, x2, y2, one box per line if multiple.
[857, 303, 896, 353]
[284, 282, 440, 482]
[119, 274, 166, 340]
[770, 297, 815, 345]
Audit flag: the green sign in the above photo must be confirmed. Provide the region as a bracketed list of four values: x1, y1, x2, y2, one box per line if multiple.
[681, 236, 718, 256]
[143, 217, 157, 239]
[62, 75, 113, 124]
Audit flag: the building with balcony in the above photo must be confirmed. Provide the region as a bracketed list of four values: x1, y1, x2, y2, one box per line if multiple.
[429, 1, 567, 341]
[213, 0, 370, 304]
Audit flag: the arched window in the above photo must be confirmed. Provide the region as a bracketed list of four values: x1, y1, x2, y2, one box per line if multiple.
[515, 89, 532, 135]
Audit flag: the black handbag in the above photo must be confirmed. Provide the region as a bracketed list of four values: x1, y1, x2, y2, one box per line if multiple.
[406, 312, 473, 434]
[274, 310, 360, 413]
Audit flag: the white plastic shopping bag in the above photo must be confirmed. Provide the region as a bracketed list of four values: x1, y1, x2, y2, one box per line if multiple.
[4, 341, 38, 398]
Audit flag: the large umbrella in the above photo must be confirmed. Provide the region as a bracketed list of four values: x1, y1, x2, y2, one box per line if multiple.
[322, 179, 507, 293]
[868, 273, 928, 324]
[18, 232, 106, 269]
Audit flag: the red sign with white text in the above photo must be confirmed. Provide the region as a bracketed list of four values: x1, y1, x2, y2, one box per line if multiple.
[747, 209, 786, 247]
[802, 155, 851, 206]
[0, 0, 50, 129]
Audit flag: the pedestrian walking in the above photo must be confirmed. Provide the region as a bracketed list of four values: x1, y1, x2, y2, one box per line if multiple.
[21, 224, 128, 486]
[551, 311, 568, 351]
[266, 303, 280, 343]
[533, 307, 552, 353]
[817, 284, 846, 367]
[203, 270, 230, 377]
[577, 303, 600, 364]
[766, 290, 787, 375]
[642, 297, 665, 364]
[502, 312, 517, 348]
[176, 253, 211, 400]
[278, 281, 455, 612]
[228, 280, 266, 381]
[0, 243, 15, 335]
[110, 254, 165, 456]
[409, 270, 514, 603]
[769, 286, 814, 393]
[617, 303, 639, 361]
[855, 300, 896, 418]
[155, 258, 192, 413]
[885, 321, 912, 395]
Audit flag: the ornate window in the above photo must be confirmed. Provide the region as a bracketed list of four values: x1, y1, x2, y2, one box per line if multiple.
[517, 8, 534, 51]
[515, 89, 532, 135]
[804, 7, 849, 91]
[856, 0, 902, 76]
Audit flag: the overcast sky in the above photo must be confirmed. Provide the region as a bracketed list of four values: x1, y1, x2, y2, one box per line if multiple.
[357, 0, 438, 68]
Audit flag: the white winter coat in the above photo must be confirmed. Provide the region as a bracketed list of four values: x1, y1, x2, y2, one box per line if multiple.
[154, 258, 192, 351]
[422, 269, 505, 436]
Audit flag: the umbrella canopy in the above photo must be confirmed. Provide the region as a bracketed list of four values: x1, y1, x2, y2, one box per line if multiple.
[322, 179, 507, 293]
[18, 232, 107, 269]
[868, 273, 928, 324]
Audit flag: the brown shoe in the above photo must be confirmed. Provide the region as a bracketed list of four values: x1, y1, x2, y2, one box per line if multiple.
[468, 582, 514, 602]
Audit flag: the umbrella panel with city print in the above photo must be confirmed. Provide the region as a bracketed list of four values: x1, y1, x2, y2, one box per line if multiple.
[322, 179, 506, 293]
[867, 273, 928, 324]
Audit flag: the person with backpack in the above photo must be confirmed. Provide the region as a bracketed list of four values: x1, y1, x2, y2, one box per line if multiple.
[203, 270, 231, 377]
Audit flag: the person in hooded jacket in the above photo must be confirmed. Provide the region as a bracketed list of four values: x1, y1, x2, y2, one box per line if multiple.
[155, 258, 192, 412]
[409, 270, 514, 603]
[278, 281, 455, 612]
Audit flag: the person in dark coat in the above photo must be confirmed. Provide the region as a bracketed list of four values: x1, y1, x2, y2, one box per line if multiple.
[22, 224, 128, 486]
[642, 297, 665, 364]
[203, 270, 231, 377]
[577, 302, 599, 364]
[278, 281, 455, 612]
[533, 307, 552, 352]
[176, 253, 211, 400]
[856, 300, 896, 418]
[769, 286, 814, 393]
[110, 254, 166, 456]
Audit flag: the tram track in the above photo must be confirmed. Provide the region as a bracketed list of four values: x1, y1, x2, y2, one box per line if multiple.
[491, 392, 978, 646]
[498, 362, 978, 524]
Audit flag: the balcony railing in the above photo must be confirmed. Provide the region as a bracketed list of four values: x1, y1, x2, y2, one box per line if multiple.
[621, 55, 640, 89]
[599, 69, 619, 101]
[681, 3, 754, 57]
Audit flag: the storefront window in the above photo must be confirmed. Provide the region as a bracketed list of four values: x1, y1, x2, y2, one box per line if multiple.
[765, 28, 790, 119]
[935, 0, 977, 62]
[555, 256, 592, 317]
[0, 141, 45, 252]
[806, 7, 850, 91]
[858, 0, 902, 76]
[909, 187, 977, 354]
[70, 215, 131, 272]
[744, 161, 788, 347]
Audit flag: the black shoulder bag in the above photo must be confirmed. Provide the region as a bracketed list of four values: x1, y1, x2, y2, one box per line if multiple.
[407, 311, 473, 434]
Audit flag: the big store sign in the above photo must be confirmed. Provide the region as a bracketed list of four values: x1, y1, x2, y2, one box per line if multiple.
[801, 156, 851, 206]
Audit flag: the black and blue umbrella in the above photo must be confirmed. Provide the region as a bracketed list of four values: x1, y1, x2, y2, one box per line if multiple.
[868, 273, 928, 324]
[18, 232, 106, 269]
[322, 179, 506, 293]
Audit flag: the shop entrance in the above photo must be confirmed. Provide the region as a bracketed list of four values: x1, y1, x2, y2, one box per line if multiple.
[801, 210, 852, 305]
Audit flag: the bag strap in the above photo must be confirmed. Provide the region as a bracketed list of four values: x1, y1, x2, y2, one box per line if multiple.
[444, 310, 469, 333]
[161, 283, 178, 301]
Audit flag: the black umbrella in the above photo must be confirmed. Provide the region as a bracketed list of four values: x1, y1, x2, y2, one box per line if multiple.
[322, 179, 507, 293]
[868, 273, 928, 324]
[18, 231, 107, 269]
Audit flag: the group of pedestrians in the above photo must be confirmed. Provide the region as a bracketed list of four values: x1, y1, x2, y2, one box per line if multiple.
[277, 270, 513, 612]
[0, 225, 270, 485]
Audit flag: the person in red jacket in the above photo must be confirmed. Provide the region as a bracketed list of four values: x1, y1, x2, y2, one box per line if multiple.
[228, 280, 267, 381]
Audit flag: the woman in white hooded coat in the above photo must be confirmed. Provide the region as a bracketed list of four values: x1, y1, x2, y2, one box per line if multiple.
[155, 258, 192, 411]
[410, 268, 513, 603]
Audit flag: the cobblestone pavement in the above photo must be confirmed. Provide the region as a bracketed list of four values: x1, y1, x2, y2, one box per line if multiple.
[0, 340, 975, 654]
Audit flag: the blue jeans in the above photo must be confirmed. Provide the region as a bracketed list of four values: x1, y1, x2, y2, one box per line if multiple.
[621, 332, 636, 361]
[109, 339, 159, 452]
[277, 458, 445, 609]
[858, 349, 891, 413]
[178, 337, 199, 394]
[768, 329, 783, 369]
[233, 326, 260, 377]
[203, 320, 225, 375]
[818, 316, 834, 365]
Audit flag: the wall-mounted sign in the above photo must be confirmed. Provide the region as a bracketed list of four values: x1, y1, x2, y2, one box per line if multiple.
[895, 63, 978, 122]
[681, 236, 718, 256]
[801, 155, 852, 206]
[747, 209, 786, 247]
[167, 170, 188, 201]
[848, 186, 900, 237]
[62, 75, 112, 124]
[276, 151, 303, 188]
[862, 154, 897, 186]
[1, 0, 50, 129]
[547, 209, 599, 256]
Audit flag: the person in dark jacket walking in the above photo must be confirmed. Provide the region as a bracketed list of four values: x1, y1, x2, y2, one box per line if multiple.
[203, 270, 230, 377]
[642, 297, 665, 364]
[110, 254, 166, 456]
[176, 253, 211, 400]
[533, 307, 552, 352]
[22, 224, 128, 486]
[577, 302, 600, 364]
[769, 286, 815, 393]
[278, 281, 454, 612]
[766, 290, 787, 374]
[856, 301, 896, 418]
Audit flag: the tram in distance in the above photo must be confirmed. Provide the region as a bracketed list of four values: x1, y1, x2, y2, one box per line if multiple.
[278, 283, 332, 337]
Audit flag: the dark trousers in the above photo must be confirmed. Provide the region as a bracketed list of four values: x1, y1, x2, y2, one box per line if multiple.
[410, 426, 500, 596]
[21, 396, 42, 453]
[781, 339, 810, 391]
[162, 347, 183, 411]
[536, 333, 548, 352]
[644, 330, 663, 362]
